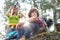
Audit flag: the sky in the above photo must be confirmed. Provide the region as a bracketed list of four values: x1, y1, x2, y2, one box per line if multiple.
[0, 0, 5, 13]
[0, 0, 6, 38]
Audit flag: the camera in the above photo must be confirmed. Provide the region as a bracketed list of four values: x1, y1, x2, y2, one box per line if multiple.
[14, 1, 18, 8]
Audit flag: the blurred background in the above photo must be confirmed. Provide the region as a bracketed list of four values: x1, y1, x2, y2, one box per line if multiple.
[0, 0, 60, 40]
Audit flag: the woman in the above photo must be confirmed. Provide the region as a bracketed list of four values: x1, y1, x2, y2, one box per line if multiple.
[17, 8, 46, 40]
[6, 5, 24, 34]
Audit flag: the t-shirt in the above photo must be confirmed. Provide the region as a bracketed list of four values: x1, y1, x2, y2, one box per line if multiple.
[9, 15, 19, 24]
[8, 15, 20, 28]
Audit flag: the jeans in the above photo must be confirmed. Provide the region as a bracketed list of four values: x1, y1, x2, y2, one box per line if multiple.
[6, 25, 16, 37]
[17, 27, 31, 39]
[17, 22, 40, 39]
[30, 22, 40, 35]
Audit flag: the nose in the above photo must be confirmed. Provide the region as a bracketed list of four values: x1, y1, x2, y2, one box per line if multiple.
[34, 12, 36, 15]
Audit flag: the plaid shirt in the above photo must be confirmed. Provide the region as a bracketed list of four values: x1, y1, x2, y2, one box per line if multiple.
[36, 17, 46, 28]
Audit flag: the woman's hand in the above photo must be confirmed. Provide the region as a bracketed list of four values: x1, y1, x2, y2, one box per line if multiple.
[16, 22, 24, 30]
[28, 16, 37, 22]
[9, 6, 14, 10]
[6, 6, 14, 16]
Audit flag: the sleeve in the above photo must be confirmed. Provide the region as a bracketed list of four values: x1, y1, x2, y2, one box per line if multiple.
[37, 17, 46, 28]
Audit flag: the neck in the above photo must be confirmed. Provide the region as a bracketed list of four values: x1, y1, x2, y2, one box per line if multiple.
[12, 13, 17, 15]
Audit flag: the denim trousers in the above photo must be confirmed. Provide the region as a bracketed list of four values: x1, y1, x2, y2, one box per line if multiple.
[17, 22, 40, 39]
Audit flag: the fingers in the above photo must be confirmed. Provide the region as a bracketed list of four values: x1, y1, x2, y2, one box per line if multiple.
[16, 23, 24, 30]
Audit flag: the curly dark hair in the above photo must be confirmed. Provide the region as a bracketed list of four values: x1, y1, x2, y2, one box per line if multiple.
[28, 8, 39, 18]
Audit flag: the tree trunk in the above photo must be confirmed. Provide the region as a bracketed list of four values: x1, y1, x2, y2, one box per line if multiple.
[33, 0, 38, 8]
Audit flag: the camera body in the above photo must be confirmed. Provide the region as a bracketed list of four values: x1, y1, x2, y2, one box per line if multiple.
[14, 1, 19, 8]
[14, 5, 16, 8]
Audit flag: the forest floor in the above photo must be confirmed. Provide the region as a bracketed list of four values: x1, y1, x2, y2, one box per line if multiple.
[28, 31, 60, 40]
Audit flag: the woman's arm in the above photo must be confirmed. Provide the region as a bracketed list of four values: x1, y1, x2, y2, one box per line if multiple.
[28, 16, 37, 22]
[16, 22, 25, 30]
[6, 6, 13, 17]
[19, 10, 24, 18]
[16, 16, 37, 30]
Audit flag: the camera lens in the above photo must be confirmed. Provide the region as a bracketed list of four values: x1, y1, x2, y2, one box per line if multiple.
[14, 5, 16, 8]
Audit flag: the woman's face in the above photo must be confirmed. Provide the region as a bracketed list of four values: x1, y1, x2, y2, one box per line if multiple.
[13, 7, 18, 13]
[31, 11, 37, 17]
